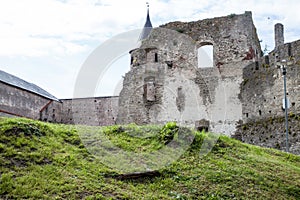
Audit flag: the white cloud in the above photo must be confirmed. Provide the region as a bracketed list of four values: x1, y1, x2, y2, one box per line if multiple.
[0, 0, 145, 57]
[1, 0, 299, 57]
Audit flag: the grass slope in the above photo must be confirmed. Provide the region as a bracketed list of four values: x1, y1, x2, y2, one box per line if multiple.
[0, 117, 300, 199]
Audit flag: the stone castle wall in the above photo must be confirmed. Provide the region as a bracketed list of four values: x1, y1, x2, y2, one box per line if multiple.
[0, 80, 119, 126]
[117, 12, 261, 135]
[241, 39, 300, 123]
[234, 38, 300, 153]
[0, 81, 62, 121]
[60, 96, 118, 126]
[234, 115, 300, 155]
[160, 11, 261, 65]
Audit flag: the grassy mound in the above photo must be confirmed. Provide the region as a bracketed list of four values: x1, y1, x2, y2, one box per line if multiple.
[0, 117, 300, 199]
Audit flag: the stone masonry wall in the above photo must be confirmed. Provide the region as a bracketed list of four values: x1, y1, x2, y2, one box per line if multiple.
[241, 40, 300, 123]
[117, 12, 261, 135]
[61, 96, 119, 126]
[0, 81, 61, 122]
[234, 115, 300, 155]
[234, 34, 300, 154]
[160, 11, 261, 66]
[0, 80, 119, 126]
[200, 63, 245, 134]
[39, 100, 62, 123]
[118, 28, 200, 126]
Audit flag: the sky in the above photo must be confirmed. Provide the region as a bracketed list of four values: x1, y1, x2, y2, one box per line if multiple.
[0, 0, 299, 99]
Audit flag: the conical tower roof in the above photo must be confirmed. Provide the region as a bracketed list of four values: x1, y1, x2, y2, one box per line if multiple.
[139, 3, 153, 40]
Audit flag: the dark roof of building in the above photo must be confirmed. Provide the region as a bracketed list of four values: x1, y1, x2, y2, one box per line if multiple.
[139, 5, 153, 40]
[0, 70, 59, 101]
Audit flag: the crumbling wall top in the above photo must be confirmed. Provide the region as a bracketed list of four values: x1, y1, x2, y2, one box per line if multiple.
[160, 11, 262, 66]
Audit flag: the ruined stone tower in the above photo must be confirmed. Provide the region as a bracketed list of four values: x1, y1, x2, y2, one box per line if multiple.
[117, 11, 262, 134]
[275, 23, 284, 48]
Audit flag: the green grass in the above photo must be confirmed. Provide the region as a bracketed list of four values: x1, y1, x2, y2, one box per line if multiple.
[0, 117, 300, 199]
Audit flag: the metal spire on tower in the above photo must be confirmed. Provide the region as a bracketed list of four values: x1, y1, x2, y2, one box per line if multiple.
[139, 2, 153, 40]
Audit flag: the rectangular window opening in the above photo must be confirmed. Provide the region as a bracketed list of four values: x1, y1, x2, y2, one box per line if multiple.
[154, 53, 158, 62]
[288, 43, 292, 56]
[255, 61, 259, 70]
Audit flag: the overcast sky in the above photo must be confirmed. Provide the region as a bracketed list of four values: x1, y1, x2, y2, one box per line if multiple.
[0, 0, 299, 98]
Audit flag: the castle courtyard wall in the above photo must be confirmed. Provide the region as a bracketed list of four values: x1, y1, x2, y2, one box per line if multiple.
[60, 96, 119, 126]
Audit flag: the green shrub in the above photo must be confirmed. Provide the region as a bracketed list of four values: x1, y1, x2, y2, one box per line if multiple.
[158, 122, 179, 144]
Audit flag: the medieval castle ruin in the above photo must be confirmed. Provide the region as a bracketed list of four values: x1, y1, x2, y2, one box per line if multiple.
[1, 10, 299, 153]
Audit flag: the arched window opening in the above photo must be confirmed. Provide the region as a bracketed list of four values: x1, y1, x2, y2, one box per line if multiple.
[197, 43, 213, 68]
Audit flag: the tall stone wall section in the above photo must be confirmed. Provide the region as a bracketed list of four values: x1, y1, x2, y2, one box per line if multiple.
[60, 96, 119, 126]
[117, 12, 262, 135]
[234, 115, 300, 155]
[160, 11, 261, 66]
[240, 40, 300, 122]
[234, 38, 300, 153]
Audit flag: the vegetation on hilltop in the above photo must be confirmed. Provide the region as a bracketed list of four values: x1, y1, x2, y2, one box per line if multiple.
[0, 117, 300, 199]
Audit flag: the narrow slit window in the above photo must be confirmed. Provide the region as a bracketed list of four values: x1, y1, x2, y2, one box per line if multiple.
[154, 53, 158, 62]
[255, 61, 259, 70]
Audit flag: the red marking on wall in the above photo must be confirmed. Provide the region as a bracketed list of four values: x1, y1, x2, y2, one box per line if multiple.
[40, 100, 53, 113]
[243, 47, 255, 60]
[0, 109, 24, 117]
